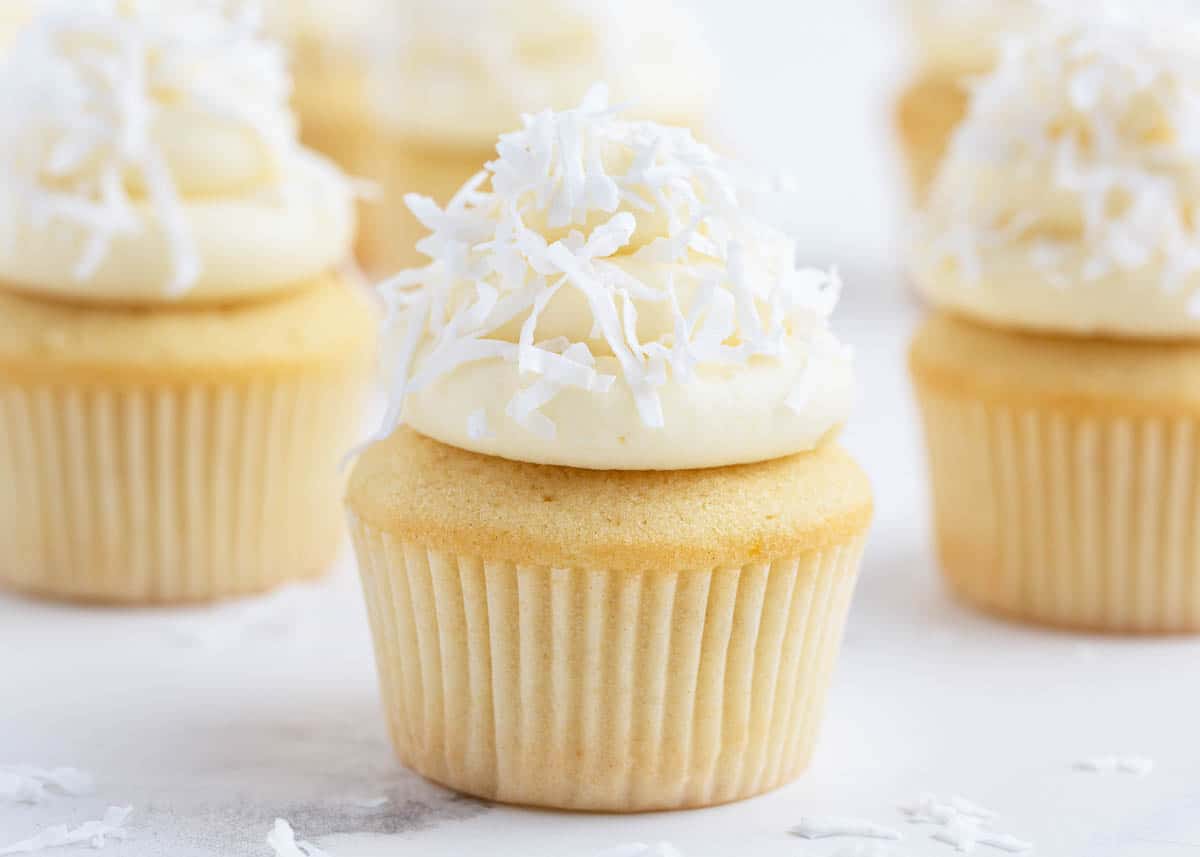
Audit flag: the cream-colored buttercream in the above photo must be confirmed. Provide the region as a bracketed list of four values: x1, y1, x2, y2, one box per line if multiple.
[914, 11, 1200, 338]
[369, 0, 716, 148]
[0, 0, 355, 304]
[375, 89, 854, 470]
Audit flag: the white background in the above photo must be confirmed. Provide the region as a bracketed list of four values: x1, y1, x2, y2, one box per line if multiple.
[5, 3, 1200, 856]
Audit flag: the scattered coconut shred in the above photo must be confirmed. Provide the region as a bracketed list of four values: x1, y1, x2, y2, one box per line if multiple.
[267, 819, 329, 857]
[0, 806, 131, 855]
[900, 793, 1032, 854]
[790, 817, 904, 841]
[0, 766, 93, 804]
[375, 83, 846, 443]
[1074, 755, 1155, 776]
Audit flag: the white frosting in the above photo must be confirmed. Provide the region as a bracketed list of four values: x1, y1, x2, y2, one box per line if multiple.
[375, 88, 854, 471]
[0, 1, 33, 48]
[0, 0, 355, 304]
[906, 0, 1042, 75]
[914, 11, 1200, 338]
[369, 0, 716, 148]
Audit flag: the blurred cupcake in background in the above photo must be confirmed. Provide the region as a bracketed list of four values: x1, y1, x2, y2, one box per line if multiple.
[361, 0, 718, 276]
[895, 0, 1042, 199]
[0, 1, 34, 48]
[910, 11, 1200, 632]
[0, 0, 375, 603]
[262, 0, 380, 262]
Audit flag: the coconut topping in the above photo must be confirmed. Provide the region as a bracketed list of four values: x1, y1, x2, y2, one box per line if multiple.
[0, 0, 304, 294]
[375, 86, 852, 466]
[914, 8, 1200, 337]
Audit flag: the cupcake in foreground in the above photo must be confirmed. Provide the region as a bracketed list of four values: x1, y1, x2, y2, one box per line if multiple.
[895, 0, 1041, 198]
[0, 0, 375, 603]
[910, 14, 1200, 632]
[360, 0, 717, 277]
[347, 88, 872, 811]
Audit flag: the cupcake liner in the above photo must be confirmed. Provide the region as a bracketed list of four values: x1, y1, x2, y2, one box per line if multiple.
[349, 514, 867, 812]
[0, 374, 361, 603]
[915, 385, 1200, 633]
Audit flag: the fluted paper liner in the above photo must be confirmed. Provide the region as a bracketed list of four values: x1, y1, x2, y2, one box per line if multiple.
[349, 515, 866, 812]
[0, 376, 361, 603]
[915, 385, 1200, 633]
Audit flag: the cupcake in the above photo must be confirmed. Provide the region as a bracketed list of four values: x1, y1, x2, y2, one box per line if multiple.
[0, 0, 375, 604]
[262, 0, 379, 256]
[895, 0, 1041, 199]
[347, 88, 872, 811]
[360, 0, 717, 278]
[0, 2, 33, 48]
[910, 13, 1200, 632]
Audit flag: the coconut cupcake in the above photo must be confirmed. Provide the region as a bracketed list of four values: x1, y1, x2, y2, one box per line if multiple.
[360, 0, 717, 277]
[347, 88, 872, 811]
[895, 0, 1042, 199]
[0, 0, 375, 604]
[262, 0, 379, 245]
[910, 13, 1200, 632]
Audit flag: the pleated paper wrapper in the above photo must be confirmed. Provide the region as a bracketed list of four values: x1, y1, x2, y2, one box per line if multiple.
[0, 376, 362, 603]
[350, 516, 867, 811]
[915, 383, 1200, 633]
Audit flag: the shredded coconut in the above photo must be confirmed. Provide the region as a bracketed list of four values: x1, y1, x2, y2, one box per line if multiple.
[790, 817, 904, 841]
[1075, 755, 1155, 775]
[375, 85, 846, 443]
[592, 845, 682, 857]
[344, 796, 389, 809]
[0, 0, 297, 295]
[0, 806, 130, 855]
[0, 766, 93, 804]
[899, 792, 1031, 854]
[266, 819, 330, 857]
[927, 8, 1200, 300]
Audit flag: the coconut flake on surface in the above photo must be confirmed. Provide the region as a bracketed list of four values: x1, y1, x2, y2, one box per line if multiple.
[344, 796, 389, 809]
[266, 819, 330, 857]
[0, 766, 93, 804]
[790, 817, 904, 841]
[592, 845, 683, 857]
[1074, 755, 1155, 775]
[0, 806, 131, 855]
[899, 792, 1032, 854]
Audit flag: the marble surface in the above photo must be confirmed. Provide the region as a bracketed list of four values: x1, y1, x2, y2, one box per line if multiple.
[5, 2, 1200, 856]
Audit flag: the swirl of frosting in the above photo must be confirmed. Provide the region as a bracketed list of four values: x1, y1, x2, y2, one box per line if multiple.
[369, 0, 716, 149]
[374, 87, 854, 471]
[0, 0, 355, 305]
[907, 0, 1041, 75]
[913, 10, 1200, 338]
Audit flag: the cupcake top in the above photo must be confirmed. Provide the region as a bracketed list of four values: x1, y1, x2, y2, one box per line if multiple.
[369, 0, 717, 150]
[913, 11, 1200, 339]
[0, 1, 34, 48]
[0, 0, 355, 305]
[374, 87, 854, 471]
[906, 0, 1041, 76]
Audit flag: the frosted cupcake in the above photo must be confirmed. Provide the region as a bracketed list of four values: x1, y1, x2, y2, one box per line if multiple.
[361, 0, 717, 277]
[262, 0, 379, 229]
[910, 14, 1200, 632]
[347, 89, 872, 811]
[895, 0, 1041, 198]
[0, 0, 375, 604]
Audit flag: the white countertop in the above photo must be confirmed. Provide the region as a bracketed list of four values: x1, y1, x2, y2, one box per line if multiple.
[5, 2, 1200, 856]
